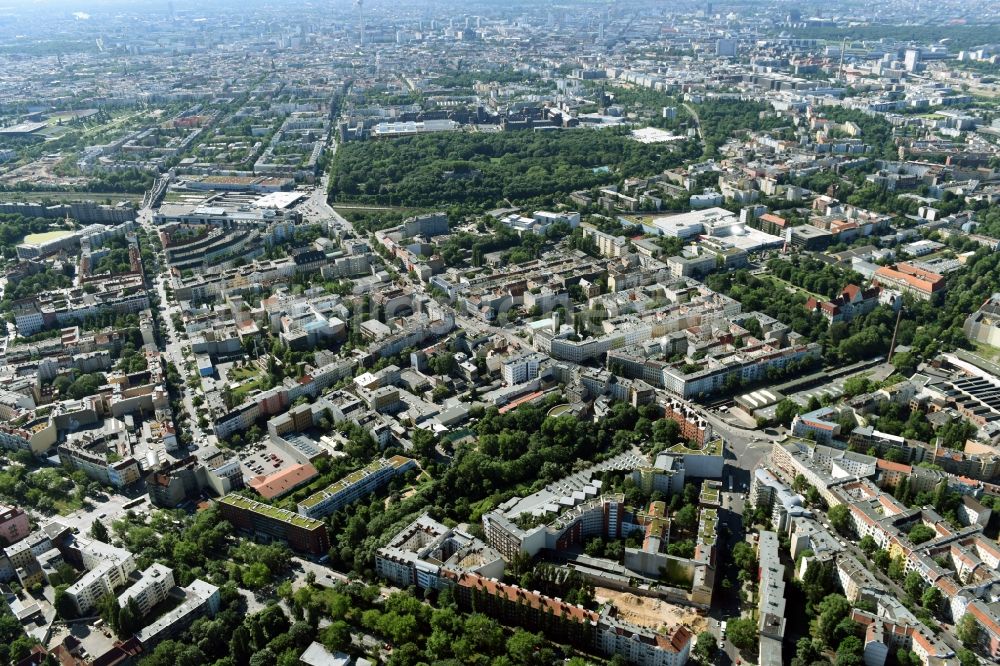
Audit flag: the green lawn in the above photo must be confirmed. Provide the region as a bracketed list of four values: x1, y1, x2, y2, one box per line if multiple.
[22, 229, 74, 244]
[231, 379, 262, 399]
[54, 497, 84, 516]
[230, 365, 263, 382]
[973, 342, 1000, 362]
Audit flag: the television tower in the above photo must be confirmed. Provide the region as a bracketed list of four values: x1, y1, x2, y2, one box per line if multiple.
[839, 37, 847, 81]
[355, 0, 365, 46]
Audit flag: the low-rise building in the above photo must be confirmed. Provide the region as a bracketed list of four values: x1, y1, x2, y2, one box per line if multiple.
[873, 263, 946, 301]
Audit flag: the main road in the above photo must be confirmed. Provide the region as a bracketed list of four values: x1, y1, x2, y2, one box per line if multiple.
[136, 203, 209, 448]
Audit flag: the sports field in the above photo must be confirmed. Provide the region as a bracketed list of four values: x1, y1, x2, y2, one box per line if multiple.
[22, 230, 73, 245]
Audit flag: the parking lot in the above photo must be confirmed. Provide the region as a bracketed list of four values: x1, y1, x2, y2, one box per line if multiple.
[236, 438, 299, 481]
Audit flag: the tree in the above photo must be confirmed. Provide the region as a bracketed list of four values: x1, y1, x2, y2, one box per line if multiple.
[117, 597, 142, 637]
[53, 586, 75, 619]
[888, 556, 906, 581]
[412, 428, 438, 460]
[674, 504, 698, 531]
[652, 418, 680, 445]
[815, 594, 852, 648]
[320, 620, 351, 653]
[465, 614, 504, 654]
[836, 636, 864, 666]
[842, 376, 872, 398]
[873, 549, 891, 571]
[774, 399, 800, 427]
[229, 625, 252, 666]
[97, 594, 120, 634]
[241, 562, 271, 589]
[903, 571, 925, 603]
[732, 541, 757, 575]
[859, 535, 877, 556]
[957, 648, 979, 666]
[957, 613, 982, 648]
[908, 523, 935, 544]
[801, 559, 835, 607]
[792, 637, 823, 666]
[249, 648, 276, 666]
[921, 586, 942, 614]
[694, 631, 718, 664]
[428, 353, 458, 377]
[506, 629, 553, 666]
[727, 618, 758, 651]
[828, 504, 850, 533]
[90, 519, 109, 543]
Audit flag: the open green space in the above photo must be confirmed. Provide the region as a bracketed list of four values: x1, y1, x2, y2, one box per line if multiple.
[328, 127, 698, 210]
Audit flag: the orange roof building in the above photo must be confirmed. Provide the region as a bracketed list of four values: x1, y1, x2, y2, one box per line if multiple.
[873, 263, 945, 301]
[249, 462, 319, 500]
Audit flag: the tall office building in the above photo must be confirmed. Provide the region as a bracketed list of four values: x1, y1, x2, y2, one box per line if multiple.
[716, 39, 738, 57]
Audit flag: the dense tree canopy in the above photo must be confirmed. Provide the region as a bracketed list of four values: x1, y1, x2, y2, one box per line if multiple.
[329, 128, 696, 208]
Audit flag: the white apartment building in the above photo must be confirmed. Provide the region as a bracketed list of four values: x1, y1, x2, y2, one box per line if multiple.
[501, 353, 543, 386]
[117, 563, 175, 615]
[66, 538, 136, 615]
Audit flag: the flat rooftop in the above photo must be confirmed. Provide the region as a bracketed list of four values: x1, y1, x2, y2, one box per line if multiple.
[219, 493, 325, 530]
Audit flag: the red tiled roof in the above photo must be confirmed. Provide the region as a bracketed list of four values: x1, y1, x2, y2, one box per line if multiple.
[877, 460, 911, 474]
[968, 601, 1000, 637]
[454, 573, 599, 623]
[249, 463, 319, 500]
[657, 625, 693, 652]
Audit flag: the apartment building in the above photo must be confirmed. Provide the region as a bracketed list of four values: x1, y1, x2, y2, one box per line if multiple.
[65, 538, 137, 615]
[661, 342, 822, 399]
[501, 352, 544, 386]
[57, 442, 142, 489]
[375, 514, 504, 590]
[117, 563, 175, 615]
[13, 281, 151, 337]
[297, 456, 417, 520]
[481, 452, 645, 558]
[757, 531, 786, 657]
[790, 407, 841, 444]
[218, 494, 330, 556]
[750, 468, 811, 533]
[581, 224, 630, 258]
[448, 571, 693, 666]
[136, 579, 220, 648]
[0, 505, 30, 547]
[147, 452, 244, 508]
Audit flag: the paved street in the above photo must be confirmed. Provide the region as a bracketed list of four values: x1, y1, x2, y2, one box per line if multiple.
[138, 207, 211, 450]
[36, 490, 149, 537]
